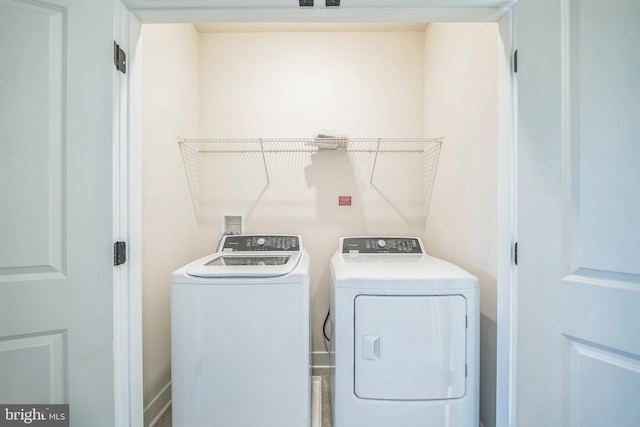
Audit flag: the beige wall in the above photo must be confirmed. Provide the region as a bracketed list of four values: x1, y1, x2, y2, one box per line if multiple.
[141, 23, 500, 427]
[198, 31, 425, 138]
[141, 24, 200, 425]
[423, 23, 499, 427]
[196, 30, 428, 359]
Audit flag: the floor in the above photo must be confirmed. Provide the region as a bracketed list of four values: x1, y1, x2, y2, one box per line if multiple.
[154, 367, 334, 427]
[153, 405, 172, 427]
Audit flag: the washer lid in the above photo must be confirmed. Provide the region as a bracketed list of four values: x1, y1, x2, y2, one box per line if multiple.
[186, 253, 301, 278]
[186, 234, 303, 278]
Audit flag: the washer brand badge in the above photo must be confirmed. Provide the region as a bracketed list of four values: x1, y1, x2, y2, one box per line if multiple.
[0, 405, 69, 426]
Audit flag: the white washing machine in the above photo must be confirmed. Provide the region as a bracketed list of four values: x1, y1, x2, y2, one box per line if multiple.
[330, 236, 479, 427]
[172, 234, 310, 427]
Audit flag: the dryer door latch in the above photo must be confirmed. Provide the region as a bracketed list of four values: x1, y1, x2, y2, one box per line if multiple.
[362, 336, 382, 361]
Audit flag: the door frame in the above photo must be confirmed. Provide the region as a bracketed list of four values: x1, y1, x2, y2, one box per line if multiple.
[114, 3, 518, 427]
[496, 9, 517, 427]
[113, 2, 144, 426]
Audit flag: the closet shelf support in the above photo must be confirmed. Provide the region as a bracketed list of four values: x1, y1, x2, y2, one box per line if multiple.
[369, 138, 382, 188]
[259, 139, 271, 187]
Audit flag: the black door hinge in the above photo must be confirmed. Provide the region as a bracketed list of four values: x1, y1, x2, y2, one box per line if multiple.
[114, 241, 127, 266]
[514, 49, 518, 73]
[114, 41, 126, 74]
[514, 242, 518, 266]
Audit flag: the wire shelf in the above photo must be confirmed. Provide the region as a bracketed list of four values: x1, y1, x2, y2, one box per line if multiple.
[178, 137, 443, 215]
[178, 137, 440, 152]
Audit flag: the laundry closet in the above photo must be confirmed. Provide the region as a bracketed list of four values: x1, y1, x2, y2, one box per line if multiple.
[140, 22, 502, 427]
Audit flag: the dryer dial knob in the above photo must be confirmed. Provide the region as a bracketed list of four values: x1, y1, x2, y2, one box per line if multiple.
[256, 237, 266, 246]
[377, 239, 387, 248]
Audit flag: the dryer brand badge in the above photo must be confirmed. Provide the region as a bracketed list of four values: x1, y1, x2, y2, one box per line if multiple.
[0, 405, 68, 426]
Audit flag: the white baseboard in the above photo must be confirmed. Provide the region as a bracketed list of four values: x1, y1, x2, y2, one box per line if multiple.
[311, 376, 322, 427]
[312, 351, 334, 368]
[145, 381, 172, 427]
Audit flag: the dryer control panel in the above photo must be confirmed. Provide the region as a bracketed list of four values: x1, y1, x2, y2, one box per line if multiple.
[222, 235, 300, 252]
[342, 237, 422, 254]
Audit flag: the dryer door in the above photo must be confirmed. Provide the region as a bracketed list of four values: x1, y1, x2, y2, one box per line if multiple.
[354, 294, 467, 400]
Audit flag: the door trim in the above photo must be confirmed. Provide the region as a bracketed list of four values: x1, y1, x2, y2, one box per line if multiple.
[497, 8, 517, 427]
[113, 2, 144, 426]
[115, 4, 517, 427]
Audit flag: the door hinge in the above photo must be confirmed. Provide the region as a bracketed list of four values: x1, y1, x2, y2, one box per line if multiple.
[465, 364, 468, 378]
[465, 315, 468, 329]
[514, 49, 518, 73]
[514, 242, 518, 266]
[114, 241, 127, 266]
[114, 41, 126, 74]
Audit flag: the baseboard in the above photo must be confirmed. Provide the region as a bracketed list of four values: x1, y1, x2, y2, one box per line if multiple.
[312, 351, 334, 368]
[145, 381, 172, 427]
[311, 376, 322, 427]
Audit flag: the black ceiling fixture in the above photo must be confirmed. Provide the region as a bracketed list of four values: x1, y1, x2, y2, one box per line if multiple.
[299, 0, 313, 6]
[326, 0, 340, 5]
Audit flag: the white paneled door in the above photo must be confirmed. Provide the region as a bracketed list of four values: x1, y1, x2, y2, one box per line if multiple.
[0, 0, 116, 425]
[517, 0, 640, 426]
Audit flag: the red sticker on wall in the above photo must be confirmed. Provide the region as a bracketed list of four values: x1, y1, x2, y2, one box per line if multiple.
[338, 196, 352, 206]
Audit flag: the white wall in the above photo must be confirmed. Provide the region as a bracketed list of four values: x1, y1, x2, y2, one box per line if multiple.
[423, 23, 499, 427]
[196, 30, 428, 358]
[141, 24, 200, 425]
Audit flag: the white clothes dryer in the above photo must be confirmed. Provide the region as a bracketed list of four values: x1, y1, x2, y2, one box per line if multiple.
[330, 236, 479, 427]
[172, 235, 310, 427]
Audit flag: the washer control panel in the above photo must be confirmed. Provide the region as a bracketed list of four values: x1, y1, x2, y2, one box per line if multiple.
[342, 237, 422, 254]
[222, 235, 300, 252]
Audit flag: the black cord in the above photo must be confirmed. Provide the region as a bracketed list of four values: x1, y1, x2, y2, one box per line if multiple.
[322, 309, 331, 342]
